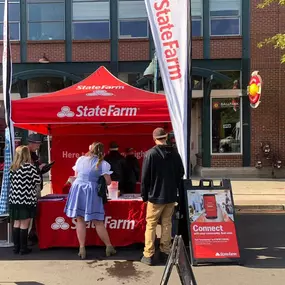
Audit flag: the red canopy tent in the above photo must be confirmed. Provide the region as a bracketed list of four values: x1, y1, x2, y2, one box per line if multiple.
[11, 66, 171, 193]
[12, 66, 170, 135]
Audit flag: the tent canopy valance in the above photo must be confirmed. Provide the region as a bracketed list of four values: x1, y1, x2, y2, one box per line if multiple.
[11, 66, 170, 135]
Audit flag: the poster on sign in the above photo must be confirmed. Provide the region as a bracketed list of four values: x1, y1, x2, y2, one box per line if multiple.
[184, 179, 240, 265]
[51, 134, 154, 194]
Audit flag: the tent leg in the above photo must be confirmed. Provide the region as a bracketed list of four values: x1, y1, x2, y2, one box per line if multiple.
[47, 135, 51, 164]
[47, 135, 52, 193]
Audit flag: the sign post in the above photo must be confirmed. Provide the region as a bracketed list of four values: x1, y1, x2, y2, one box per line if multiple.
[184, 179, 241, 265]
[160, 235, 197, 285]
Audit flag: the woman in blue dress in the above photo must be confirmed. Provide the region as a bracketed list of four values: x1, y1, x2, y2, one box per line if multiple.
[64, 142, 116, 259]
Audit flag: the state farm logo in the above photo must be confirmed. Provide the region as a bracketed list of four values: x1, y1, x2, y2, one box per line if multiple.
[50, 216, 135, 230]
[51, 217, 70, 230]
[57, 106, 75, 118]
[215, 252, 237, 257]
[76, 85, 124, 91]
[57, 105, 138, 118]
[86, 90, 114, 97]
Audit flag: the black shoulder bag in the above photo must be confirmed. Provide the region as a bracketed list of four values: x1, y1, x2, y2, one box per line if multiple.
[97, 176, 108, 204]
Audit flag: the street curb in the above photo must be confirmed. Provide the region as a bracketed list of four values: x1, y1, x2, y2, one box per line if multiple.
[235, 205, 285, 211]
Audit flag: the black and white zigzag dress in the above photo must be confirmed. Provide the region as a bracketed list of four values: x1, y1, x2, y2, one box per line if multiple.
[9, 163, 41, 220]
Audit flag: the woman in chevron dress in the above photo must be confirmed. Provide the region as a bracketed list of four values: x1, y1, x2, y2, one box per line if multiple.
[9, 145, 41, 255]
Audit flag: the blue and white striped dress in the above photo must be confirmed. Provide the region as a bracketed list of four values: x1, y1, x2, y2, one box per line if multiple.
[64, 156, 112, 222]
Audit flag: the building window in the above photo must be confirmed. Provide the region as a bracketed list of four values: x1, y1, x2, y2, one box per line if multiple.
[72, 0, 110, 40]
[118, 72, 142, 86]
[28, 77, 65, 93]
[192, 75, 203, 90]
[211, 97, 241, 154]
[0, 1, 20, 41]
[118, 0, 148, 38]
[192, 0, 202, 37]
[27, 0, 65, 40]
[211, 71, 241, 90]
[210, 0, 241, 36]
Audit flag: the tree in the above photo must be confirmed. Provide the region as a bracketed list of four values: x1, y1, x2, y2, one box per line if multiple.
[257, 0, 285, 63]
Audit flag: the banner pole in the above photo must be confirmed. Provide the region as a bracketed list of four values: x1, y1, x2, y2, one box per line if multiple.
[0, 0, 14, 248]
[153, 52, 158, 93]
[186, 0, 192, 179]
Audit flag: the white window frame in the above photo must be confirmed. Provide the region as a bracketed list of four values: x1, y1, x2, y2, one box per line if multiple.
[72, 0, 110, 40]
[209, 0, 241, 37]
[27, 0, 65, 41]
[118, 18, 149, 39]
[210, 92, 243, 156]
[0, 1, 20, 41]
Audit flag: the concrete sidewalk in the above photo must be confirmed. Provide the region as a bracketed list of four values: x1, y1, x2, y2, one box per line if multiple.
[42, 179, 285, 211]
[230, 180, 285, 210]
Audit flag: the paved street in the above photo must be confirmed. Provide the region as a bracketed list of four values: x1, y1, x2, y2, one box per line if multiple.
[0, 212, 285, 285]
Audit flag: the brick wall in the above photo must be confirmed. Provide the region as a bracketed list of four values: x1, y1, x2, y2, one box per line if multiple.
[250, 0, 285, 166]
[211, 155, 243, 167]
[210, 37, 242, 59]
[27, 42, 65, 62]
[72, 41, 110, 62]
[193, 38, 203, 59]
[0, 43, 20, 63]
[118, 39, 149, 61]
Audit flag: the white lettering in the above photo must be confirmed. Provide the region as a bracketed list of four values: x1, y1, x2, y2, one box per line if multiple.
[76, 85, 125, 91]
[71, 217, 135, 230]
[193, 225, 224, 232]
[76, 106, 84, 117]
[75, 105, 138, 117]
[62, 151, 80, 159]
[120, 150, 146, 160]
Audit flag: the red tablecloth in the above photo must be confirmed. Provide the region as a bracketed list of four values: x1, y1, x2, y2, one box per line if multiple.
[36, 197, 147, 249]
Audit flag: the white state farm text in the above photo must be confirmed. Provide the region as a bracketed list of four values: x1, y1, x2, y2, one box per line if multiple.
[76, 85, 124, 90]
[71, 216, 135, 230]
[76, 105, 138, 117]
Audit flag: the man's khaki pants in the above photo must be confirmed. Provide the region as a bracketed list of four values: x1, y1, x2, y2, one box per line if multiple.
[143, 202, 175, 258]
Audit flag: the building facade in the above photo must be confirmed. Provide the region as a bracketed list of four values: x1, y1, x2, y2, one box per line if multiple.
[0, 0, 283, 173]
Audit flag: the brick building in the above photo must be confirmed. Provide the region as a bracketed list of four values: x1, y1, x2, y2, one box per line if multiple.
[0, 0, 283, 174]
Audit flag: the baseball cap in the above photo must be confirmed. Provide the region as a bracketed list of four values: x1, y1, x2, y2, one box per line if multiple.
[27, 133, 42, 144]
[126, 147, 134, 153]
[153, 128, 167, 140]
[109, 141, 119, 149]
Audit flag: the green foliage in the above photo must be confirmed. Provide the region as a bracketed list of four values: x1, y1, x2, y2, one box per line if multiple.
[257, 0, 285, 63]
[257, 0, 285, 8]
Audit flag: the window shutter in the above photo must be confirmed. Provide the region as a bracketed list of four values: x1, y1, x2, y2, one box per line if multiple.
[73, 2, 110, 21]
[191, 0, 202, 17]
[118, 1, 147, 19]
[210, 0, 240, 12]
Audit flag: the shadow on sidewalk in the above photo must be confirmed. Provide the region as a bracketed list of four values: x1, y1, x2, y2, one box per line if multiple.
[237, 213, 285, 269]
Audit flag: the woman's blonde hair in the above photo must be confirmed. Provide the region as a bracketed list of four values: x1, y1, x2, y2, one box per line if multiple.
[86, 142, 104, 169]
[10, 145, 32, 171]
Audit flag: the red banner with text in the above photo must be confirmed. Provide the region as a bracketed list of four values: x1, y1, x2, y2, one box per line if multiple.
[187, 189, 240, 260]
[51, 134, 154, 194]
[36, 198, 146, 249]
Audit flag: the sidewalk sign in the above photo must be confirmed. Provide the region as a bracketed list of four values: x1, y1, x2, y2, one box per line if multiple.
[0, 215, 13, 248]
[160, 235, 197, 285]
[184, 179, 241, 265]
